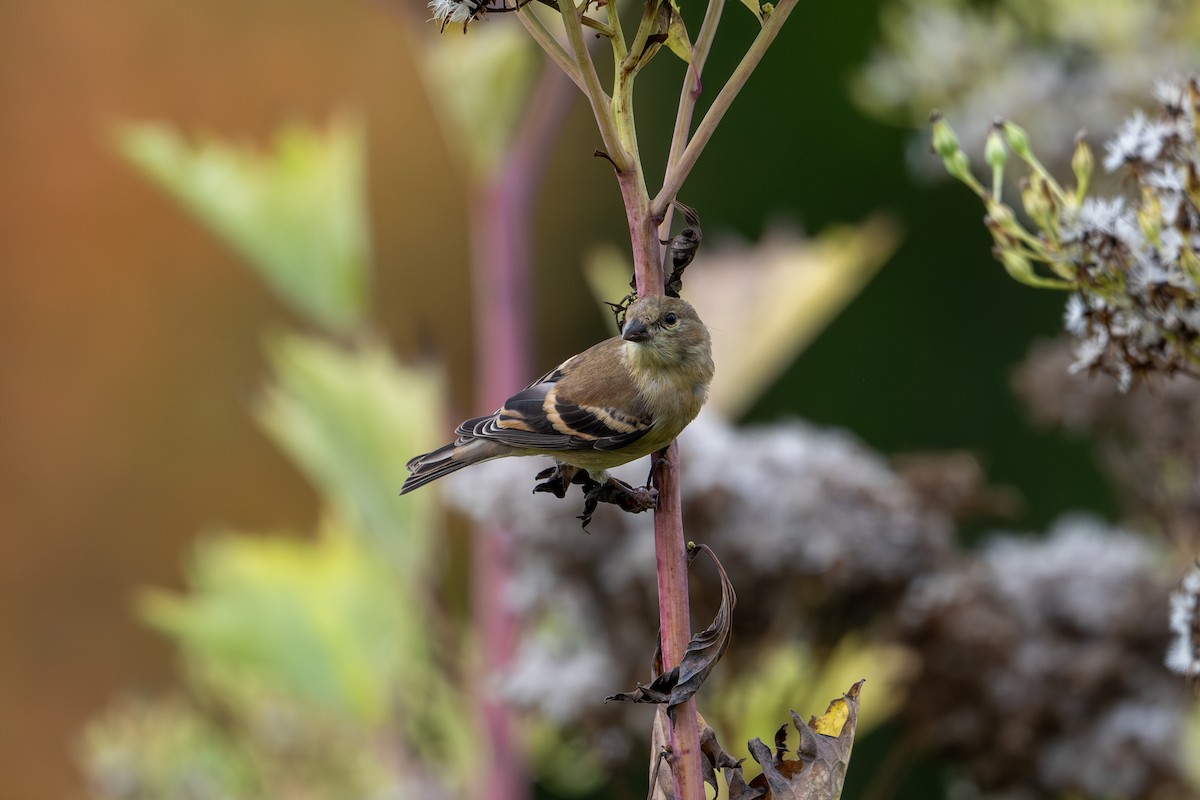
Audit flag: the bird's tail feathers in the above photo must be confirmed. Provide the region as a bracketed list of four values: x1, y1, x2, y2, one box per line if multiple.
[400, 438, 507, 495]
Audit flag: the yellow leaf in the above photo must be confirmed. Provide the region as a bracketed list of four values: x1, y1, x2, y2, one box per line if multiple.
[809, 696, 850, 736]
[665, 0, 693, 64]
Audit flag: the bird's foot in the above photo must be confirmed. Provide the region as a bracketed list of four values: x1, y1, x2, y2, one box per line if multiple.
[577, 477, 659, 530]
[533, 464, 583, 499]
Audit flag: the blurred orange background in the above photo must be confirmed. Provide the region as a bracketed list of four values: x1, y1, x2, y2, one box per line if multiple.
[0, 2, 612, 796]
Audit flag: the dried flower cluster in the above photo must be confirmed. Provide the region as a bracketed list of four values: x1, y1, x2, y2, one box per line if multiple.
[443, 407, 1200, 795]
[935, 76, 1200, 390]
[443, 413, 953, 745]
[897, 517, 1189, 798]
[855, 0, 1200, 177]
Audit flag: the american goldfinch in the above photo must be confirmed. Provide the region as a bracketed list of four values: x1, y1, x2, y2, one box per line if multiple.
[401, 296, 714, 503]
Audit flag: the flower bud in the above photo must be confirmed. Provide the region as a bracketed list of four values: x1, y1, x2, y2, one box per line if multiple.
[944, 150, 972, 183]
[1002, 121, 1032, 160]
[930, 112, 961, 160]
[1000, 249, 1038, 286]
[984, 124, 1008, 170]
[1071, 136, 1093, 193]
[1021, 174, 1052, 222]
[986, 199, 1016, 230]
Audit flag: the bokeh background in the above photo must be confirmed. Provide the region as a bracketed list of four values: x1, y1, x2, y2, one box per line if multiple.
[2, 0, 1187, 798]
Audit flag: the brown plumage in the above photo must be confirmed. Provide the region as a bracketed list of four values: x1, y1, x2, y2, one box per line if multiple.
[400, 296, 714, 495]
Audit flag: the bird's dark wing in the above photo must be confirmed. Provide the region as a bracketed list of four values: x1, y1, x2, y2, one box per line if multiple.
[454, 340, 654, 453]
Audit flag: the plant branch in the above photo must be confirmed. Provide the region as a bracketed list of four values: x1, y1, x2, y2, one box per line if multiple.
[580, 14, 615, 37]
[616, 164, 706, 800]
[621, 1, 658, 77]
[517, 6, 586, 93]
[652, 0, 797, 217]
[650, 447, 705, 800]
[559, 0, 628, 170]
[607, 0, 628, 62]
[660, 0, 725, 238]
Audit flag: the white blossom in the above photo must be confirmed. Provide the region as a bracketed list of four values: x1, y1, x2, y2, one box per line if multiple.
[1165, 564, 1200, 678]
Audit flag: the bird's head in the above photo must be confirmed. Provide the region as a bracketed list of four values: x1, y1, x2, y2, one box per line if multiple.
[621, 296, 713, 379]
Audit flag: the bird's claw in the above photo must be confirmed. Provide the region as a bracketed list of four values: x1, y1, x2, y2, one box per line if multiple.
[576, 477, 659, 530]
[533, 464, 586, 499]
[533, 465, 570, 498]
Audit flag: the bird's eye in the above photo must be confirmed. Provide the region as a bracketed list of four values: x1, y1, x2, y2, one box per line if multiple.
[664, 312, 678, 326]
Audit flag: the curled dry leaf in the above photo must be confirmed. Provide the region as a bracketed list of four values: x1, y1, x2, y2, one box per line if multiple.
[664, 201, 702, 299]
[607, 543, 735, 708]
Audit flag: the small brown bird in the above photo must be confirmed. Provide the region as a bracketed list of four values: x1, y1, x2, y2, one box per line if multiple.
[400, 296, 714, 510]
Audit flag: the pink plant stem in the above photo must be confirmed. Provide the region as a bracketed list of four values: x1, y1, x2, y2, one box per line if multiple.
[620, 173, 706, 800]
[468, 65, 576, 800]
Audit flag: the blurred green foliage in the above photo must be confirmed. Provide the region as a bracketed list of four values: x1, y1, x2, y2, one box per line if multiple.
[83, 117, 477, 800]
[710, 635, 912, 760]
[415, 24, 539, 177]
[82, 699, 254, 800]
[141, 531, 409, 726]
[255, 335, 443, 569]
[115, 117, 371, 333]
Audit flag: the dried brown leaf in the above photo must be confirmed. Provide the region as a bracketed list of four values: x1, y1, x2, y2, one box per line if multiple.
[648, 709, 747, 800]
[664, 202, 702, 298]
[723, 681, 864, 800]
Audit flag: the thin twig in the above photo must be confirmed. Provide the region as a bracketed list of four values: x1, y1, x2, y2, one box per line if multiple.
[620, 1, 657, 77]
[559, 0, 627, 170]
[607, 0, 627, 62]
[580, 14, 615, 37]
[517, 5, 586, 93]
[659, 0, 725, 238]
[652, 0, 797, 217]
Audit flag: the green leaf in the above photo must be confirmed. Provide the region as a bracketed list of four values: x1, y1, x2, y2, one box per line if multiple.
[254, 334, 443, 571]
[115, 116, 371, 333]
[140, 533, 407, 726]
[665, 0, 693, 63]
[139, 527, 478, 787]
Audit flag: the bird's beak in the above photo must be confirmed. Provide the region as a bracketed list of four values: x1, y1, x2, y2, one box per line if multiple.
[622, 318, 650, 342]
